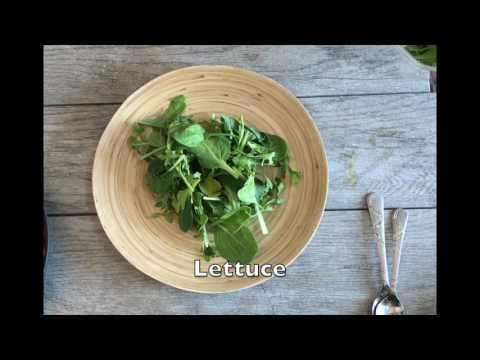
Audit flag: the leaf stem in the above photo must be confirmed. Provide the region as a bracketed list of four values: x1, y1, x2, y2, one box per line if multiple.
[203, 196, 221, 201]
[167, 155, 185, 172]
[254, 203, 269, 235]
[175, 166, 194, 193]
[140, 146, 165, 160]
[201, 225, 209, 249]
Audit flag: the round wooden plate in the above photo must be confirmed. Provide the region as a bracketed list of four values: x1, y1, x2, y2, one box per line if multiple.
[92, 65, 328, 293]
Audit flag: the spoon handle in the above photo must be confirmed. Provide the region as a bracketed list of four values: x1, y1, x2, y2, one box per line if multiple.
[366, 193, 389, 287]
[391, 208, 408, 292]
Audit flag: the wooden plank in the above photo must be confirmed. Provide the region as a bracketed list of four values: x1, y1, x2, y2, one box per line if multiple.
[44, 45, 430, 105]
[44, 209, 436, 315]
[44, 93, 436, 214]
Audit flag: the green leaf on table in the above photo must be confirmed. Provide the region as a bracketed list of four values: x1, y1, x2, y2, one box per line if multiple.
[214, 226, 258, 265]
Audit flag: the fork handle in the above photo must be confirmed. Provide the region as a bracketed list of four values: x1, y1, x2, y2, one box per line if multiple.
[366, 193, 389, 287]
[391, 208, 408, 292]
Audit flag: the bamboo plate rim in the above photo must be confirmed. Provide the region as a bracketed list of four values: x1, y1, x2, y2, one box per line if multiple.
[92, 65, 329, 293]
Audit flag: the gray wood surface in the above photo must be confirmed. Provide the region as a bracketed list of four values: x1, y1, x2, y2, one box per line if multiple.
[44, 93, 436, 214]
[44, 45, 430, 105]
[43, 45, 436, 315]
[44, 209, 436, 315]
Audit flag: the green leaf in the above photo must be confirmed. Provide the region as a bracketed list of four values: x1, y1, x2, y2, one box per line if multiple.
[172, 123, 205, 147]
[162, 95, 187, 122]
[138, 118, 165, 129]
[129, 136, 149, 151]
[199, 175, 222, 196]
[133, 123, 145, 135]
[232, 155, 255, 173]
[148, 130, 165, 147]
[147, 158, 165, 176]
[214, 226, 258, 264]
[267, 134, 288, 162]
[237, 175, 257, 204]
[221, 115, 237, 133]
[186, 137, 241, 179]
[138, 96, 187, 129]
[179, 196, 193, 232]
[172, 188, 190, 213]
[238, 175, 269, 235]
[145, 171, 177, 195]
[206, 201, 225, 217]
[203, 246, 216, 261]
[289, 167, 302, 185]
[254, 177, 272, 202]
[215, 207, 251, 234]
[216, 174, 244, 193]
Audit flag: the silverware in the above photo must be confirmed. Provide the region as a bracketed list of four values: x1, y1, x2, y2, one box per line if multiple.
[366, 193, 407, 315]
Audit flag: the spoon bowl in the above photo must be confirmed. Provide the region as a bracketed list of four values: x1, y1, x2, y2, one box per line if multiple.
[371, 285, 404, 315]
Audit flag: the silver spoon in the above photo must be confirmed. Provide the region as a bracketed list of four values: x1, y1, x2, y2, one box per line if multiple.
[374, 208, 408, 315]
[366, 193, 407, 315]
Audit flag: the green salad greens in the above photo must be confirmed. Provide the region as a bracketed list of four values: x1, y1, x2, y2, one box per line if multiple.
[129, 95, 301, 264]
[402, 45, 436, 67]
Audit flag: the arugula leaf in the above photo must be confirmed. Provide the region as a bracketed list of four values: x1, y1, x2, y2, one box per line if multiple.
[237, 175, 268, 234]
[139, 95, 187, 129]
[172, 188, 190, 213]
[267, 134, 288, 162]
[199, 175, 222, 196]
[186, 137, 242, 179]
[148, 130, 165, 147]
[203, 246, 216, 261]
[214, 207, 251, 234]
[232, 155, 256, 174]
[147, 158, 165, 176]
[289, 167, 302, 185]
[133, 123, 145, 135]
[214, 226, 258, 265]
[162, 95, 187, 122]
[172, 123, 205, 147]
[138, 118, 165, 129]
[221, 115, 237, 133]
[179, 196, 193, 232]
[145, 171, 177, 196]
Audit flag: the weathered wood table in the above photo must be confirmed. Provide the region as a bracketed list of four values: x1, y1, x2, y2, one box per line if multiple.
[44, 45, 436, 315]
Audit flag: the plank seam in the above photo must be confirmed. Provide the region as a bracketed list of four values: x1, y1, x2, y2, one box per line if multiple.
[46, 206, 436, 217]
[43, 91, 433, 108]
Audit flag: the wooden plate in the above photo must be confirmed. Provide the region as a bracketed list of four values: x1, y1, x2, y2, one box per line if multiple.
[92, 65, 328, 293]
